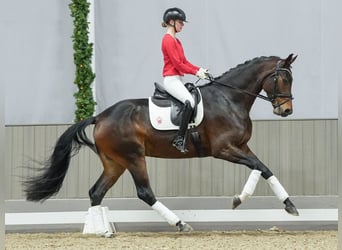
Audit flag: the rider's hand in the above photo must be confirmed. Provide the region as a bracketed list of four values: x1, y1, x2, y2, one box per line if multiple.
[196, 68, 209, 80]
[206, 72, 214, 81]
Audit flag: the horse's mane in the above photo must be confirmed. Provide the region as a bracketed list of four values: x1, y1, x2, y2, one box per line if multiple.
[215, 56, 280, 81]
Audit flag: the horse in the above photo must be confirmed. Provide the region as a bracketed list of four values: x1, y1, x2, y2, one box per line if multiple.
[24, 53, 298, 237]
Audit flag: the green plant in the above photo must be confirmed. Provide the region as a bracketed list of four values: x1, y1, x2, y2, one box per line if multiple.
[69, 0, 96, 122]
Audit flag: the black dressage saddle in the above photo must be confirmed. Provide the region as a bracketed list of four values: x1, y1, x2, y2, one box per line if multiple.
[151, 82, 201, 126]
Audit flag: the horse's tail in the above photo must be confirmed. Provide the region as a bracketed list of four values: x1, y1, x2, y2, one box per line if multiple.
[24, 116, 96, 202]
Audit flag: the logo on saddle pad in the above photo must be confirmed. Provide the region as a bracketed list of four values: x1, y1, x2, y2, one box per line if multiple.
[148, 82, 204, 130]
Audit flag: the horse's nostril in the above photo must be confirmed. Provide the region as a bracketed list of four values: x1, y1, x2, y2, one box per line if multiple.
[284, 108, 292, 115]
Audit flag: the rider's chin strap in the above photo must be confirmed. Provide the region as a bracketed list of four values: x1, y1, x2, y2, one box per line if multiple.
[171, 19, 180, 33]
[173, 23, 178, 33]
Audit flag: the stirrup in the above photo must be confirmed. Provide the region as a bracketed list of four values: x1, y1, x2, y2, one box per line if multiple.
[172, 136, 188, 153]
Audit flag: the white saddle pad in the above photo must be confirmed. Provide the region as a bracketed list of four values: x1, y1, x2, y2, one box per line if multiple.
[148, 96, 204, 130]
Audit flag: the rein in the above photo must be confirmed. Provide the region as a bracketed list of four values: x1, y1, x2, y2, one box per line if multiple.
[201, 66, 293, 107]
[208, 77, 273, 103]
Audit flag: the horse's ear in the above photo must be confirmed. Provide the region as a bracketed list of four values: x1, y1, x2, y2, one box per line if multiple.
[285, 53, 297, 66]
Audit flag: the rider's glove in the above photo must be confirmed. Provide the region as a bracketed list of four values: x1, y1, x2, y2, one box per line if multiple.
[196, 68, 209, 80]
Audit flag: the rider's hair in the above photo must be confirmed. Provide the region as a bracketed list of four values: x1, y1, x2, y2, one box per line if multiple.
[161, 22, 167, 28]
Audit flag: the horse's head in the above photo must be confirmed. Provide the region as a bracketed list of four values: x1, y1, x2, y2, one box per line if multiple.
[262, 54, 297, 117]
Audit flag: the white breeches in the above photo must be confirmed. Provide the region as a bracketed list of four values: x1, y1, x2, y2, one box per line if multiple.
[163, 76, 195, 108]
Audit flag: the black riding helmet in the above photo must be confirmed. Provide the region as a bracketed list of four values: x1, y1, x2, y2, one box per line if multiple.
[163, 7, 187, 25]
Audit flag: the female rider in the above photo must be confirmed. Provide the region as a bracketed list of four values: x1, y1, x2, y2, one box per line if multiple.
[161, 7, 209, 153]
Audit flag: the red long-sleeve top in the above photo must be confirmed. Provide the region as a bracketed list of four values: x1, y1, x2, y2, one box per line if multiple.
[162, 34, 199, 77]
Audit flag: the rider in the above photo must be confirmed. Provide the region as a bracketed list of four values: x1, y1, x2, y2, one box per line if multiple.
[161, 7, 209, 153]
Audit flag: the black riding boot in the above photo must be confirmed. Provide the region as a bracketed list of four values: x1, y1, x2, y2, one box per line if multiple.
[172, 101, 193, 153]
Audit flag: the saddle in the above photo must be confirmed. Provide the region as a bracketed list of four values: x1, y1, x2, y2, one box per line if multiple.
[148, 82, 205, 155]
[151, 82, 201, 126]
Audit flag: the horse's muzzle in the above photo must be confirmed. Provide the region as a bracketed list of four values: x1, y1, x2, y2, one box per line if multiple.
[273, 106, 293, 117]
[272, 97, 293, 117]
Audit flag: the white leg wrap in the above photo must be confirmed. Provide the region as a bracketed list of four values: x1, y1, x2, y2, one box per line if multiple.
[267, 175, 289, 202]
[152, 201, 180, 226]
[83, 205, 114, 237]
[90, 205, 106, 235]
[239, 169, 261, 202]
[101, 206, 116, 234]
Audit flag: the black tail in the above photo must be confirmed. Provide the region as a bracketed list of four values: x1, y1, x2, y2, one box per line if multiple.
[24, 117, 96, 202]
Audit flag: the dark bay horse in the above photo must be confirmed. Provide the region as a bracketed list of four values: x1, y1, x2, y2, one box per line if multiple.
[25, 54, 298, 233]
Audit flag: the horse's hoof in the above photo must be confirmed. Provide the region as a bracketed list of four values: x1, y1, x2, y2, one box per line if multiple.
[178, 223, 193, 232]
[232, 195, 241, 209]
[96, 231, 114, 238]
[285, 205, 299, 216]
[283, 198, 299, 216]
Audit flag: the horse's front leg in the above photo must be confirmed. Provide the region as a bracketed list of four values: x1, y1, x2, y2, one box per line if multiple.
[232, 167, 298, 216]
[216, 147, 299, 216]
[128, 156, 193, 232]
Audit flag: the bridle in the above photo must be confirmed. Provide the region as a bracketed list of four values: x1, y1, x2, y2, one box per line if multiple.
[204, 61, 294, 108]
[268, 62, 294, 108]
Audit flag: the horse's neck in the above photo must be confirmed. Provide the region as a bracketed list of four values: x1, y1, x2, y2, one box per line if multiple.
[240, 64, 273, 91]
[217, 62, 275, 110]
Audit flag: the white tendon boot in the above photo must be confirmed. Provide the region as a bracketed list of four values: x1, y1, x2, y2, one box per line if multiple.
[152, 201, 180, 226]
[232, 170, 261, 209]
[83, 205, 114, 238]
[101, 206, 116, 234]
[239, 169, 262, 201]
[267, 175, 289, 202]
[152, 201, 193, 232]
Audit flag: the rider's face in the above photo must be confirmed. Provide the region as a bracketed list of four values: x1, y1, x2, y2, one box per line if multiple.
[170, 19, 184, 32]
[175, 20, 184, 32]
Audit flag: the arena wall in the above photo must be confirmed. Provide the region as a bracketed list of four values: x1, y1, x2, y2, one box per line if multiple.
[5, 119, 337, 200]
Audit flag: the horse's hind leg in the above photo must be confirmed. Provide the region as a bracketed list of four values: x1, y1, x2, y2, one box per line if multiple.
[86, 154, 126, 237]
[89, 156, 126, 206]
[128, 157, 193, 232]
